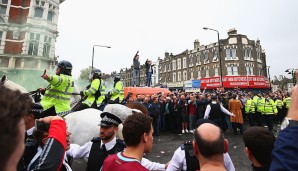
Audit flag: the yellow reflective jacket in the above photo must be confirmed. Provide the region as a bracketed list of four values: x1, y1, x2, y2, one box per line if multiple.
[40, 74, 74, 116]
[110, 81, 124, 102]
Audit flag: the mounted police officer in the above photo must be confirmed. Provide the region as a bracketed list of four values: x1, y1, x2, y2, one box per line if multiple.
[109, 74, 124, 104]
[39, 60, 74, 117]
[78, 69, 105, 110]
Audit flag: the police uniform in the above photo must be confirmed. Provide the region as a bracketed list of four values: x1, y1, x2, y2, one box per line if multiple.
[110, 75, 124, 104]
[66, 106, 165, 171]
[166, 142, 235, 171]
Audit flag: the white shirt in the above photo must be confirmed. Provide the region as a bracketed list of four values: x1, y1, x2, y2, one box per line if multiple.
[67, 137, 165, 171]
[204, 101, 234, 119]
[26, 127, 35, 136]
[166, 146, 235, 171]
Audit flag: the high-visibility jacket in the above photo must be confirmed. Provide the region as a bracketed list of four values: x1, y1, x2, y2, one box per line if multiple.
[262, 98, 278, 115]
[97, 82, 106, 107]
[245, 99, 255, 113]
[257, 97, 265, 113]
[110, 81, 124, 102]
[283, 97, 291, 109]
[275, 99, 283, 110]
[82, 78, 103, 107]
[40, 74, 74, 116]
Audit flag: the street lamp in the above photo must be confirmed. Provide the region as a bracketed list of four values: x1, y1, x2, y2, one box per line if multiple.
[92, 45, 111, 70]
[267, 66, 271, 91]
[285, 68, 297, 84]
[203, 27, 223, 88]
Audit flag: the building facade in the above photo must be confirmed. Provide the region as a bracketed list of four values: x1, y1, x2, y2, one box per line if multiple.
[158, 29, 268, 90]
[0, 0, 64, 88]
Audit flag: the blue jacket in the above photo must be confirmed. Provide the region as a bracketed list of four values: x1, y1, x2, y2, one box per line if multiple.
[270, 126, 298, 171]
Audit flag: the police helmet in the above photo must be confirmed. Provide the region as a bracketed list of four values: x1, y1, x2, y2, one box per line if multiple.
[57, 60, 72, 76]
[114, 74, 120, 82]
[90, 69, 102, 79]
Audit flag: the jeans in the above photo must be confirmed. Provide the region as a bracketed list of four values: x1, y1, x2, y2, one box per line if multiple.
[159, 114, 165, 131]
[146, 72, 152, 86]
[132, 69, 140, 86]
[153, 117, 160, 136]
[225, 115, 232, 130]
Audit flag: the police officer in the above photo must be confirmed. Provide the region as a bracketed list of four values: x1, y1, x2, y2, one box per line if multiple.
[66, 104, 166, 171]
[109, 74, 124, 104]
[262, 93, 278, 131]
[283, 94, 291, 117]
[40, 60, 74, 117]
[274, 96, 283, 124]
[79, 69, 105, 110]
[255, 93, 264, 126]
[245, 94, 256, 126]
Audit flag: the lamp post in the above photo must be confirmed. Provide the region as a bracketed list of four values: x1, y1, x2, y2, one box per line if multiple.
[203, 27, 223, 88]
[285, 68, 297, 85]
[267, 66, 271, 91]
[92, 45, 111, 70]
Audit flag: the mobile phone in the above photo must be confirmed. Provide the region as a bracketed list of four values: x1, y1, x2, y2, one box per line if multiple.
[35, 120, 50, 132]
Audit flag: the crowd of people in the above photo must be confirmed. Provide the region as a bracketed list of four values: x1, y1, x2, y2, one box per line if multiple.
[0, 60, 297, 171]
[123, 87, 291, 137]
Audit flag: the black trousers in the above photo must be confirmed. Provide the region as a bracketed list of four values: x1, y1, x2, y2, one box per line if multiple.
[248, 113, 257, 126]
[255, 111, 263, 126]
[264, 114, 274, 131]
[232, 122, 243, 135]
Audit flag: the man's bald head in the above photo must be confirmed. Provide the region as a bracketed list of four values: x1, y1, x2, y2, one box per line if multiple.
[194, 123, 225, 158]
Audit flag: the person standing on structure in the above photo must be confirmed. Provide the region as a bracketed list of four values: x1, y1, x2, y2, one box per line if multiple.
[132, 51, 140, 87]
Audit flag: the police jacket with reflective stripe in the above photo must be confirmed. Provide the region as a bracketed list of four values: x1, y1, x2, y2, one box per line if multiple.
[40, 74, 74, 114]
[111, 81, 124, 101]
[82, 78, 102, 107]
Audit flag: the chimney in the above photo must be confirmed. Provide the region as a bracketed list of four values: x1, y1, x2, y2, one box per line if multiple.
[194, 39, 200, 49]
[227, 28, 237, 36]
[256, 38, 260, 44]
[165, 52, 169, 58]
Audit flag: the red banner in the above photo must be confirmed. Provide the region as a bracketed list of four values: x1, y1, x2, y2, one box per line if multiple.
[200, 76, 270, 89]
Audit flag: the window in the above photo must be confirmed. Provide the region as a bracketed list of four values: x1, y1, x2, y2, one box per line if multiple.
[178, 72, 181, 81]
[197, 70, 201, 79]
[189, 54, 193, 67]
[204, 51, 209, 61]
[205, 69, 209, 77]
[0, 5, 7, 15]
[183, 71, 187, 81]
[173, 73, 176, 82]
[153, 67, 156, 74]
[183, 57, 187, 68]
[257, 49, 261, 61]
[246, 66, 254, 75]
[35, 7, 44, 18]
[28, 33, 40, 56]
[227, 66, 238, 75]
[196, 52, 201, 64]
[2, 0, 8, 4]
[226, 49, 231, 58]
[177, 59, 181, 70]
[190, 72, 193, 79]
[168, 63, 171, 71]
[214, 68, 219, 76]
[43, 36, 51, 57]
[164, 64, 166, 72]
[231, 48, 237, 58]
[244, 48, 252, 59]
[213, 49, 218, 61]
[172, 60, 176, 70]
[47, 11, 54, 22]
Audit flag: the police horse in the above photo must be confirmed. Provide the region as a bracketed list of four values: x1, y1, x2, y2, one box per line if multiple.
[1, 75, 126, 145]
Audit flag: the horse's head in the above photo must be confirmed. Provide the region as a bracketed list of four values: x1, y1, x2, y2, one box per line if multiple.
[1, 75, 28, 93]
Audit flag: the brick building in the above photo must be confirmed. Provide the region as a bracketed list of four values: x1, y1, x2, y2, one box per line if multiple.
[158, 28, 269, 90]
[0, 0, 64, 88]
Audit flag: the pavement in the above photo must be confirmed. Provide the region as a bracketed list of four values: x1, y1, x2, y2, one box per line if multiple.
[72, 122, 280, 171]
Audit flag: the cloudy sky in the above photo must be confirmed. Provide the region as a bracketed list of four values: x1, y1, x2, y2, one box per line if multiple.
[55, 0, 298, 79]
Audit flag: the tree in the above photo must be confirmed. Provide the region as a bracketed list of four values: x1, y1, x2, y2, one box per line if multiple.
[272, 75, 292, 90]
[79, 66, 93, 81]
